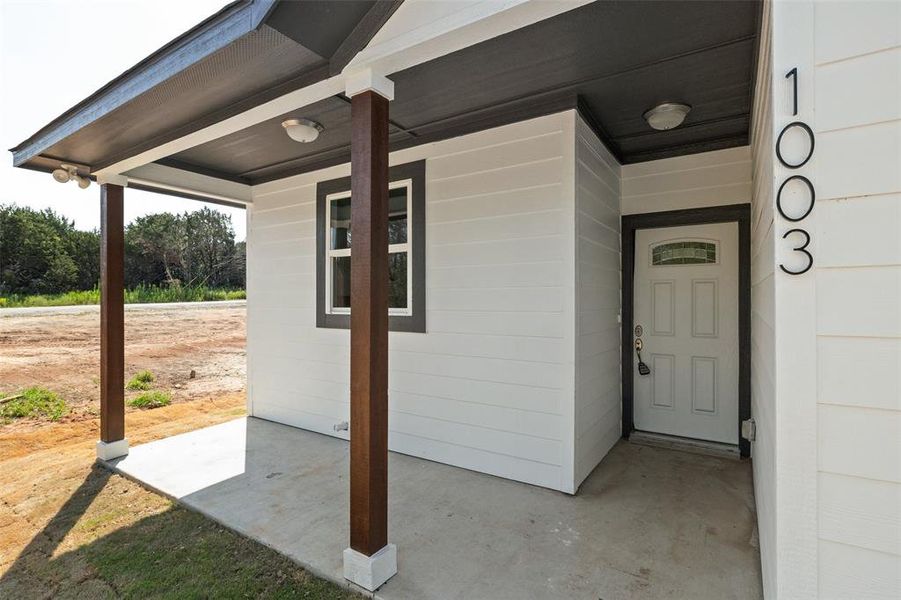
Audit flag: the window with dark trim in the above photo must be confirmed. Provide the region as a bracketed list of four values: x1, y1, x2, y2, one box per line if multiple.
[315, 160, 426, 332]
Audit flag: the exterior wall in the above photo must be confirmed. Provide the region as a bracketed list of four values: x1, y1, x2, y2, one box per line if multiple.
[573, 115, 622, 488]
[758, 1, 901, 597]
[247, 112, 583, 492]
[749, 1, 778, 596]
[810, 2, 900, 597]
[620, 146, 751, 215]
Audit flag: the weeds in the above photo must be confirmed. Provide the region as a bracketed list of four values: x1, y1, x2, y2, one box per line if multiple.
[0, 284, 245, 308]
[126, 370, 155, 391]
[129, 391, 171, 409]
[1, 387, 67, 421]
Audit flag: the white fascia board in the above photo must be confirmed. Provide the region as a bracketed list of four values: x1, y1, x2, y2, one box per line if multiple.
[344, 0, 595, 75]
[95, 0, 592, 180]
[345, 69, 395, 100]
[124, 163, 253, 205]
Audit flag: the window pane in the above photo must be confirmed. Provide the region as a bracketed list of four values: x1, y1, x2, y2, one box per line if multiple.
[388, 186, 408, 244]
[333, 254, 408, 311]
[651, 241, 717, 265]
[332, 256, 351, 309]
[389, 252, 407, 309]
[330, 197, 352, 250]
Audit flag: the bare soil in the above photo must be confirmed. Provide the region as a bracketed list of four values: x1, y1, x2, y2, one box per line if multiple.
[0, 303, 355, 598]
[0, 303, 246, 431]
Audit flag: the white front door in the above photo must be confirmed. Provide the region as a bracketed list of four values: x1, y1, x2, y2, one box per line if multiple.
[633, 222, 739, 445]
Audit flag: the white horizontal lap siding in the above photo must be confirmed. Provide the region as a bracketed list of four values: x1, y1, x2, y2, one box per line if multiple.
[247, 113, 576, 492]
[811, 3, 901, 597]
[620, 146, 751, 215]
[573, 115, 622, 489]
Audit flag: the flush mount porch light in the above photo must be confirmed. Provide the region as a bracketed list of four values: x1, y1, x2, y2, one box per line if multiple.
[643, 102, 691, 131]
[281, 118, 323, 143]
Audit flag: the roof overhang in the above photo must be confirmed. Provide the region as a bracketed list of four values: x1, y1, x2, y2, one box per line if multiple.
[10, 0, 761, 203]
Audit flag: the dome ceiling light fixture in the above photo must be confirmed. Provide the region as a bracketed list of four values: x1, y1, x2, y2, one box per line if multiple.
[281, 118, 324, 143]
[643, 102, 692, 131]
[51, 163, 91, 189]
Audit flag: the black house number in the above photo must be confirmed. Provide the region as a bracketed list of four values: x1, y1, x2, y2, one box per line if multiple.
[778, 67, 815, 276]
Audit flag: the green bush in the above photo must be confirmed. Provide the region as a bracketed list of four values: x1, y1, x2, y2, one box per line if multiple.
[1, 387, 67, 421]
[126, 370, 155, 391]
[129, 391, 171, 409]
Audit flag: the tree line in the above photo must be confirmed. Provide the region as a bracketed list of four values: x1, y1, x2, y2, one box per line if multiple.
[0, 204, 245, 295]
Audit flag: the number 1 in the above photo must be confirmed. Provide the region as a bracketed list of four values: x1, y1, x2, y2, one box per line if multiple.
[786, 68, 798, 116]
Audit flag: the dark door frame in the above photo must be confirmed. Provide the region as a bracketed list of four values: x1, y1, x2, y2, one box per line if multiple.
[621, 203, 751, 458]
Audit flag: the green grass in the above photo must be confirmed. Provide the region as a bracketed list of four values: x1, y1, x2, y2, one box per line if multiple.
[0, 387, 67, 421]
[126, 370, 155, 391]
[0, 284, 245, 308]
[129, 391, 171, 409]
[83, 503, 358, 599]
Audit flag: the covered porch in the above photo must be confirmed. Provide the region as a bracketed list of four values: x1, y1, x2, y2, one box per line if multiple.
[10, 0, 768, 593]
[111, 416, 760, 599]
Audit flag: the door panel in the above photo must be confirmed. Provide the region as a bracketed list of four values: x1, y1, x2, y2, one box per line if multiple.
[633, 222, 739, 444]
[652, 281, 675, 335]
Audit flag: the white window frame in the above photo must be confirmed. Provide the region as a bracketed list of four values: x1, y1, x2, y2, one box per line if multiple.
[324, 178, 414, 316]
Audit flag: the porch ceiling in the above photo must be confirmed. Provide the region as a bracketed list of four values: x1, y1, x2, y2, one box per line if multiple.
[12, 0, 761, 189]
[9, 0, 400, 174]
[167, 0, 761, 184]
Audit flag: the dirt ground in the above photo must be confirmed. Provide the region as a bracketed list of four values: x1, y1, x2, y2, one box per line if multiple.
[0, 303, 246, 431]
[0, 303, 354, 597]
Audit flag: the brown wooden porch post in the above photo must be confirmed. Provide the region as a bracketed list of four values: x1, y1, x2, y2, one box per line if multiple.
[350, 90, 389, 554]
[343, 71, 396, 592]
[97, 182, 128, 460]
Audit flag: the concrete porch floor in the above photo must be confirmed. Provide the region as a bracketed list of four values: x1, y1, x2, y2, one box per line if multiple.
[110, 417, 762, 599]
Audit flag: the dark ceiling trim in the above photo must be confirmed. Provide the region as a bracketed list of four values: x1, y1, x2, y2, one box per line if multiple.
[748, 0, 766, 130]
[329, 0, 405, 75]
[10, 0, 279, 167]
[614, 112, 751, 143]
[334, 94, 416, 137]
[620, 133, 750, 165]
[575, 97, 622, 162]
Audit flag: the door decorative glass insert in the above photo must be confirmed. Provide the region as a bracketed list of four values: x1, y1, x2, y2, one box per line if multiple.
[651, 240, 717, 266]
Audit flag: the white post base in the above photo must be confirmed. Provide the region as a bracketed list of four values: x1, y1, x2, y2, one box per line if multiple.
[343, 544, 397, 591]
[96, 439, 129, 461]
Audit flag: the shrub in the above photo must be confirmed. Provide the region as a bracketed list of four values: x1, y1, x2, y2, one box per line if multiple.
[126, 370, 155, 391]
[129, 391, 171, 409]
[1, 387, 67, 421]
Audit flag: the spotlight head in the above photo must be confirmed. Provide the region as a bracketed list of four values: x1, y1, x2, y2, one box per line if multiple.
[52, 168, 71, 183]
[74, 175, 91, 189]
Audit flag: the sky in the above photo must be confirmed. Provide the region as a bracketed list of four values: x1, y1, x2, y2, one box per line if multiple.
[0, 0, 247, 240]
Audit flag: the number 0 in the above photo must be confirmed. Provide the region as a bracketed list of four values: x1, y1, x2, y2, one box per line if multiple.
[776, 121, 815, 169]
[777, 175, 816, 222]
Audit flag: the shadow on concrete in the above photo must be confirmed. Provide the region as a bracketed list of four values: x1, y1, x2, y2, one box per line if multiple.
[111, 417, 764, 600]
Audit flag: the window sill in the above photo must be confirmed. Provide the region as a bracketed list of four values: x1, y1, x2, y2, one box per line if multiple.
[316, 312, 425, 333]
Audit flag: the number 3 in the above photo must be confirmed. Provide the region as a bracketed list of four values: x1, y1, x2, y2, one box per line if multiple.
[779, 228, 813, 275]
